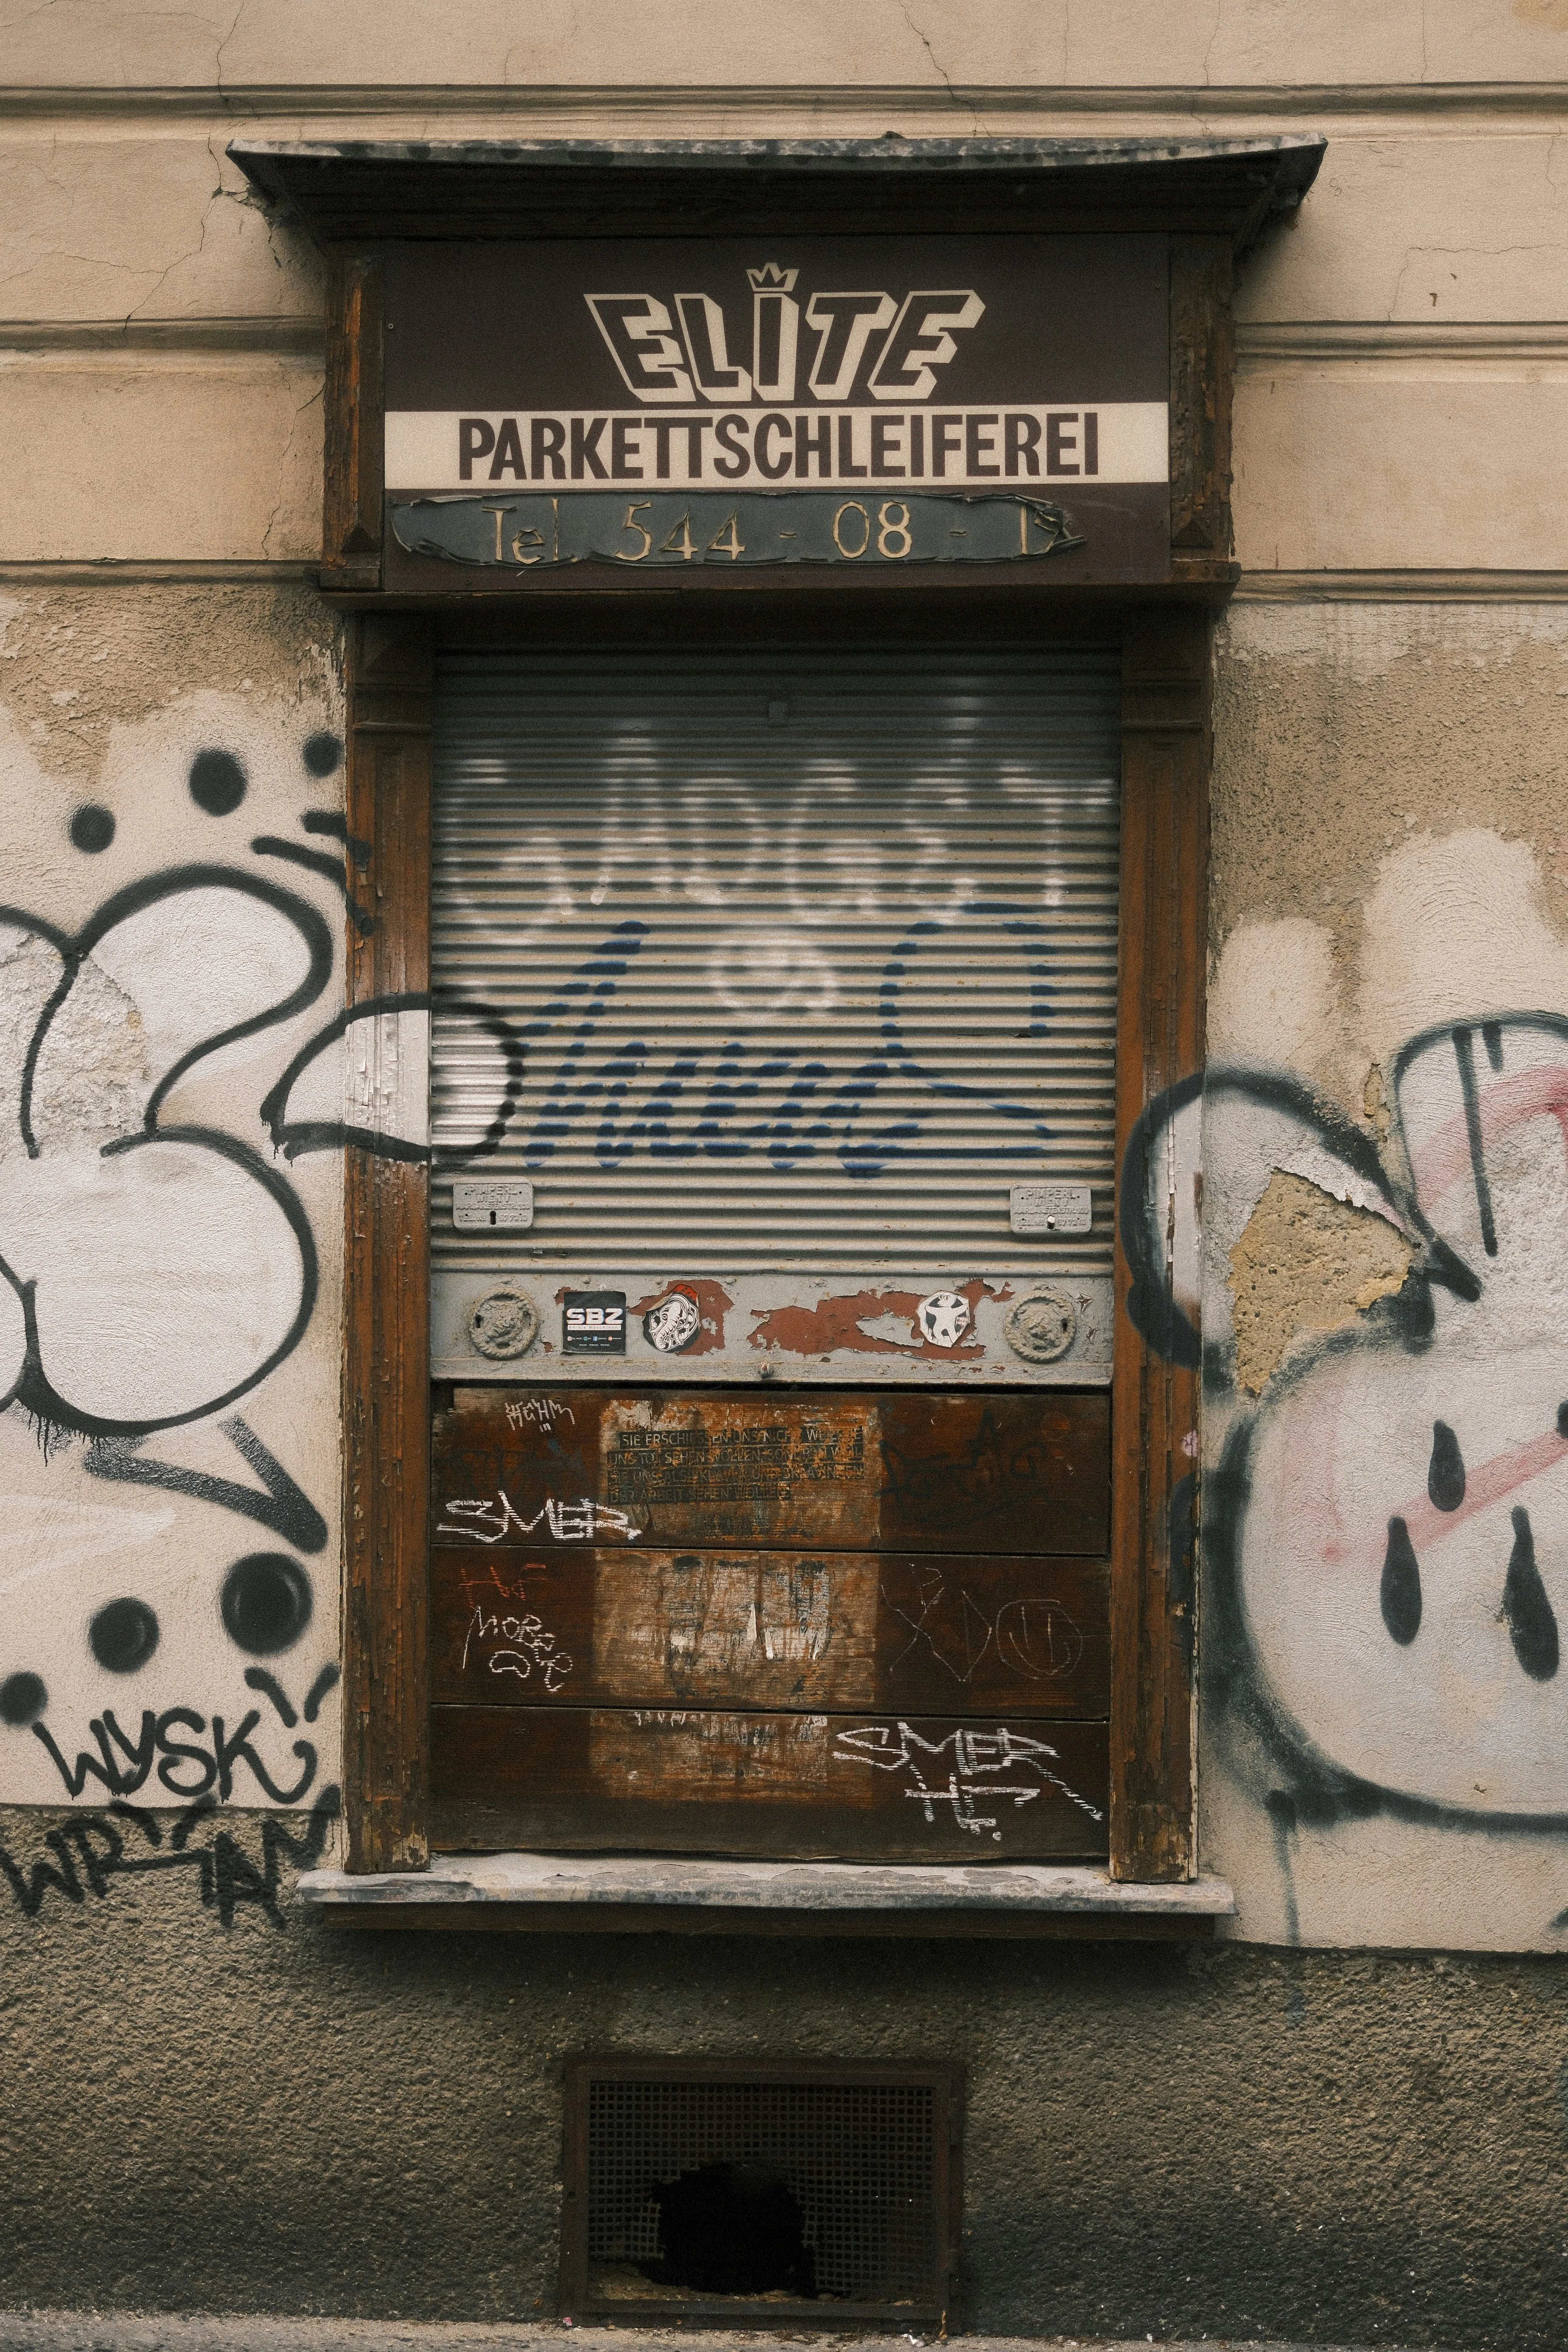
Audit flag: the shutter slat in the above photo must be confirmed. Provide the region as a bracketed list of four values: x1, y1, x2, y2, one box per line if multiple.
[432, 643, 1120, 1276]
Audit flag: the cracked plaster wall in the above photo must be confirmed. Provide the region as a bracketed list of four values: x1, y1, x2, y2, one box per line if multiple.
[0, 584, 348, 1811]
[1202, 602, 1568, 1955]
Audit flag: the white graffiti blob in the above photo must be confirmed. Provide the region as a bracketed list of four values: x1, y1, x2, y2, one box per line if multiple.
[0, 876, 331, 1435]
[706, 926, 839, 1028]
[1217, 1017, 1568, 1817]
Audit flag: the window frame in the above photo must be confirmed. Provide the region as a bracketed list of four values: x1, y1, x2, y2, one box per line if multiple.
[338, 596, 1207, 1884]
[286, 138, 1282, 1885]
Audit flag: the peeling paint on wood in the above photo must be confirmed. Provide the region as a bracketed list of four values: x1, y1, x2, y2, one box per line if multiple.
[431, 1706, 1111, 1859]
[431, 1546, 1110, 1714]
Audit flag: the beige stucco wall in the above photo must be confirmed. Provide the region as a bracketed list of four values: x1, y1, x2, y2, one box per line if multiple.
[4, 3, 1568, 1943]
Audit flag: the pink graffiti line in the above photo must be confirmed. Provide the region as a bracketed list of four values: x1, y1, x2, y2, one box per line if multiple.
[1321, 1424, 1568, 1577]
[1412, 1061, 1568, 1212]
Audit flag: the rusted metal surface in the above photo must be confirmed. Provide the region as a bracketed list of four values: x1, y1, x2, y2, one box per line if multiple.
[432, 1546, 1109, 1714]
[432, 1384, 1109, 1858]
[432, 1707, 1109, 1859]
[432, 1267, 1114, 1386]
[433, 1387, 1110, 1555]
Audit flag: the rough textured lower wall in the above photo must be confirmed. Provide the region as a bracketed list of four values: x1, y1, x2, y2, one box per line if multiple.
[1, 1851, 1565, 2345]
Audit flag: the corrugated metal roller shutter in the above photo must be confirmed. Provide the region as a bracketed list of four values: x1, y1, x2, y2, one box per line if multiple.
[430, 642, 1120, 1283]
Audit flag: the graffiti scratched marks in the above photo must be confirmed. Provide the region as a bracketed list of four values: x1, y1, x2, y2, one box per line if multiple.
[434, 1388, 1109, 1554]
[430, 1706, 1109, 1860]
[431, 1385, 1111, 1858]
[432, 1548, 1108, 1714]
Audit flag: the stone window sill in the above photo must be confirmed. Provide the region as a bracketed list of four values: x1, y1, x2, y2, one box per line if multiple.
[297, 1855, 1235, 1938]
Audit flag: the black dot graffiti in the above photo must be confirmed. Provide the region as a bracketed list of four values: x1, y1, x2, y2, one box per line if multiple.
[0, 1672, 47, 1727]
[188, 748, 247, 817]
[1427, 1421, 1466, 1512]
[220, 1554, 312, 1656]
[1504, 1508, 1560, 1682]
[87, 1597, 160, 1675]
[69, 804, 115, 854]
[1380, 1517, 1422, 1645]
[302, 730, 344, 778]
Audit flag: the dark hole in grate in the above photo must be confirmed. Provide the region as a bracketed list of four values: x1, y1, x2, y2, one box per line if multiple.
[646, 2161, 816, 2296]
[564, 2060, 962, 2327]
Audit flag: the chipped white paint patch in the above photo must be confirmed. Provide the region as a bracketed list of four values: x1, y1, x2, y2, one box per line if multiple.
[346, 1006, 430, 1146]
[1209, 916, 1339, 1076]
[1358, 829, 1568, 1069]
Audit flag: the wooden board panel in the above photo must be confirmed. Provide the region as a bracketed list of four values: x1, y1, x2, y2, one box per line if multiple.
[431, 1707, 1109, 1862]
[433, 1388, 1110, 1555]
[433, 1547, 1109, 1717]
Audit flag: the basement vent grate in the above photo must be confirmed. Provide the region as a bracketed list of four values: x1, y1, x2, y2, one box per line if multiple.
[561, 2057, 963, 2329]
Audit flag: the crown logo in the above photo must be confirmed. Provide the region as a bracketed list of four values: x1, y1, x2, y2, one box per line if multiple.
[747, 264, 799, 293]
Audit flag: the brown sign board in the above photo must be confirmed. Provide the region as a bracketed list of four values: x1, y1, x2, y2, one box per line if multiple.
[381, 234, 1169, 590]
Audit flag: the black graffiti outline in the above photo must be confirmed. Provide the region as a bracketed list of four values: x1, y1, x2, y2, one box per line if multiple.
[1131, 1022, 1568, 1844]
[259, 987, 529, 1169]
[1388, 1006, 1568, 1271]
[81, 1412, 328, 1550]
[0, 1125, 319, 1438]
[251, 834, 375, 936]
[0, 1784, 340, 1931]
[245, 1662, 339, 1725]
[2, 863, 334, 1155]
[31, 1696, 322, 1805]
[0, 864, 339, 1435]
[1118, 1063, 1480, 1376]
[1203, 1404, 1568, 1843]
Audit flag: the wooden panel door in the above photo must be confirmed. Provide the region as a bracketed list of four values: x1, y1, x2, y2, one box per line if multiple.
[431, 1386, 1110, 1860]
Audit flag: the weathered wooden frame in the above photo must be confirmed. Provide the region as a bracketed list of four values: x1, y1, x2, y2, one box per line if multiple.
[338, 598, 1207, 1884]
[334, 229, 1223, 1888]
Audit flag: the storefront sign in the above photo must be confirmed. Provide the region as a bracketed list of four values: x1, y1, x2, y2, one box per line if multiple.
[382, 235, 1169, 586]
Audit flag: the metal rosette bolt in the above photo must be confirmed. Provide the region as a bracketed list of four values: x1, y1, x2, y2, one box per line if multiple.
[1002, 1289, 1077, 1364]
[468, 1288, 540, 1360]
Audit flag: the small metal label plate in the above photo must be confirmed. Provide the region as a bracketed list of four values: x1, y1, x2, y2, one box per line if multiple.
[453, 1179, 535, 1231]
[1009, 1183, 1092, 1237]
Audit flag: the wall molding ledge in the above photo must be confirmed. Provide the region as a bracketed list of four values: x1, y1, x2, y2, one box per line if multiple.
[0, 317, 324, 355]
[1237, 321, 1568, 364]
[1234, 569, 1568, 601]
[5, 81, 1568, 121]
[298, 1853, 1236, 1937]
[0, 559, 318, 584]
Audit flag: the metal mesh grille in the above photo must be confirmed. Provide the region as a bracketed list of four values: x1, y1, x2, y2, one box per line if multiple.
[585, 2074, 937, 2306]
[431, 641, 1120, 1276]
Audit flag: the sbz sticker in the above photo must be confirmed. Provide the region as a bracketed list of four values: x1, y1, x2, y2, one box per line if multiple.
[563, 1291, 627, 1354]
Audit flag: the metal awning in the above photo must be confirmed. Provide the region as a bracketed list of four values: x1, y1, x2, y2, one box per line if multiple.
[228, 134, 1325, 247]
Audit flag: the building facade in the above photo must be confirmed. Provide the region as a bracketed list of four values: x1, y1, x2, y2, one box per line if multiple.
[2, 6, 1568, 2341]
